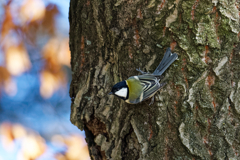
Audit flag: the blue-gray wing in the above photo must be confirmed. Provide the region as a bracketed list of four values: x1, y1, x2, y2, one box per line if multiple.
[137, 75, 165, 102]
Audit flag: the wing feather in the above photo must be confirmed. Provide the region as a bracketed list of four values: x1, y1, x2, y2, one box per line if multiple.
[127, 75, 166, 103]
[137, 75, 163, 102]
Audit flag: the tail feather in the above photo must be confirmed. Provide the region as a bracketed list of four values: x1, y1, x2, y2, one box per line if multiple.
[152, 48, 178, 75]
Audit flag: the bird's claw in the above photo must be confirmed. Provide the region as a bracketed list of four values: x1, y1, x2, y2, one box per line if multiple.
[160, 82, 167, 88]
[149, 96, 155, 105]
[157, 75, 165, 80]
[136, 68, 150, 74]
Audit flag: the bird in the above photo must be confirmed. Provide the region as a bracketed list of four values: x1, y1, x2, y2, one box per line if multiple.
[108, 48, 178, 104]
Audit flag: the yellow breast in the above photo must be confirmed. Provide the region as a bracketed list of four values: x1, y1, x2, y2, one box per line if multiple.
[125, 77, 143, 103]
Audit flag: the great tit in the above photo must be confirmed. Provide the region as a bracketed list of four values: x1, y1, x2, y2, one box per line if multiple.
[109, 48, 178, 104]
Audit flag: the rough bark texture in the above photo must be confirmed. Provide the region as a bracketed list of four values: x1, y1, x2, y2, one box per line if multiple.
[69, 0, 240, 159]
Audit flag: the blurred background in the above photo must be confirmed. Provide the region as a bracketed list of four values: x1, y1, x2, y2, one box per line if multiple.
[0, 0, 90, 159]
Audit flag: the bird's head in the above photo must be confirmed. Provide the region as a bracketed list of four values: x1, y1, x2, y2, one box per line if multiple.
[109, 81, 128, 100]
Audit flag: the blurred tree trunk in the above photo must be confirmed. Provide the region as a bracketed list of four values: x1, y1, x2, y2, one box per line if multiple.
[69, 0, 240, 159]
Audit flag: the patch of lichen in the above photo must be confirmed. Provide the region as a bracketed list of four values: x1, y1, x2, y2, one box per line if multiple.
[150, 2, 175, 40]
[231, 49, 240, 82]
[179, 112, 211, 159]
[170, 1, 239, 93]
[181, 1, 195, 28]
[152, 15, 169, 42]
[116, 3, 178, 76]
[213, 69, 231, 92]
[218, 17, 238, 48]
[151, 90, 194, 159]
[195, 107, 213, 127]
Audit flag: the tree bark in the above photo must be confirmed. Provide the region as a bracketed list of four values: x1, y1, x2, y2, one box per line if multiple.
[69, 0, 240, 159]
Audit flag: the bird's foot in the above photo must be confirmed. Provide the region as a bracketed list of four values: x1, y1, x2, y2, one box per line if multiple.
[160, 82, 167, 87]
[156, 75, 164, 80]
[149, 96, 155, 105]
[136, 68, 150, 74]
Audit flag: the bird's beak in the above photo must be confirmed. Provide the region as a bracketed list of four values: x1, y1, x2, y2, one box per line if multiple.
[108, 92, 113, 95]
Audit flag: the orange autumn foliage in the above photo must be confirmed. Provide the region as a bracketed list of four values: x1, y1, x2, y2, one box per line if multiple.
[0, 122, 90, 160]
[0, 0, 70, 98]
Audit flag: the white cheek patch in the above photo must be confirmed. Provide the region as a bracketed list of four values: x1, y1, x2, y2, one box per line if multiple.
[115, 88, 128, 98]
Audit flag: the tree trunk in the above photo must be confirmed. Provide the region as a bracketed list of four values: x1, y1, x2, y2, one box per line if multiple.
[69, 0, 240, 159]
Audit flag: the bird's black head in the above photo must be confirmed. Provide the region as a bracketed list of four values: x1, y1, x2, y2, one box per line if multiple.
[109, 81, 129, 100]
